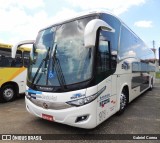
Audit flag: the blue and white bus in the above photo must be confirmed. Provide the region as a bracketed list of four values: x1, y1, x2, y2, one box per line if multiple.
[12, 11, 155, 129]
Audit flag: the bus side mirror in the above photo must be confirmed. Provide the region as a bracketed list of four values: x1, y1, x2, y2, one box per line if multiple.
[12, 40, 35, 58]
[30, 44, 37, 61]
[84, 19, 115, 48]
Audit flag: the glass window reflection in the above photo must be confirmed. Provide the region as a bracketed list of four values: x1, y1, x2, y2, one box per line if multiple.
[28, 16, 96, 86]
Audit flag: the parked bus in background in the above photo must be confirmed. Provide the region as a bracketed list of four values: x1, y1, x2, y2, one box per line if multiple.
[0, 43, 30, 102]
[12, 11, 155, 128]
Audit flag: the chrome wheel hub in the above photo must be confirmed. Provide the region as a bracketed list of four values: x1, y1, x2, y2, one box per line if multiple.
[3, 88, 14, 100]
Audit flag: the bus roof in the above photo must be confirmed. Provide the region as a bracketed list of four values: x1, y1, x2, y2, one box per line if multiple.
[0, 43, 12, 48]
[38, 10, 152, 56]
[39, 10, 122, 32]
[0, 43, 30, 52]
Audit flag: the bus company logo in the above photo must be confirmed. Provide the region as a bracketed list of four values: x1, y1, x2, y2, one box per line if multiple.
[43, 102, 48, 109]
[41, 95, 57, 101]
[100, 94, 110, 101]
[99, 98, 110, 108]
[99, 94, 110, 108]
[70, 93, 85, 100]
[2, 135, 12, 140]
[38, 86, 53, 91]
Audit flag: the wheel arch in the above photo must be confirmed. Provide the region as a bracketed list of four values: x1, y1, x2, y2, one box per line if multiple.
[0, 81, 19, 95]
[116, 83, 130, 114]
[122, 85, 129, 104]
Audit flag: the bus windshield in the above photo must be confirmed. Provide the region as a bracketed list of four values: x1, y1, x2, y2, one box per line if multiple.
[28, 17, 95, 87]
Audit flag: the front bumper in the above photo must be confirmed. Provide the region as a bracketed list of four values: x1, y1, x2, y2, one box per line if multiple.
[25, 96, 97, 129]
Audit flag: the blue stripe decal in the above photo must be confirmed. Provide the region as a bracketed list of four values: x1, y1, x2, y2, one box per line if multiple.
[26, 89, 42, 94]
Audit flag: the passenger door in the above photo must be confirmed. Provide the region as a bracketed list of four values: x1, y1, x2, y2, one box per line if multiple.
[96, 29, 117, 125]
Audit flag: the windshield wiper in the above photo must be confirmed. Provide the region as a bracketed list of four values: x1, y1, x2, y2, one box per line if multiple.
[32, 47, 50, 84]
[52, 45, 67, 89]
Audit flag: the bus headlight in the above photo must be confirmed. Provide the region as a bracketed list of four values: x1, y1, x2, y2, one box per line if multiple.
[66, 93, 97, 106]
[66, 86, 106, 107]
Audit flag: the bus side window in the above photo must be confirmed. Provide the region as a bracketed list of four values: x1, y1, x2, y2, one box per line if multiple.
[97, 38, 110, 74]
[0, 48, 11, 67]
[23, 51, 30, 68]
[11, 51, 23, 67]
[0, 55, 10, 67]
[15, 57, 23, 67]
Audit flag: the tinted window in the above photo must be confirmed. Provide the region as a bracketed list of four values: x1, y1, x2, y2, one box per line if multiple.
[95, 29, 118, 83]
[100, 13, 121, 51]
[23, 51, 30, 67]
[97, 36, 110, 73]
[132, 62, 155, 72]
[119, 25, 155, 63]
[29, 16, 96, 86]
[0, 48, 23, 67]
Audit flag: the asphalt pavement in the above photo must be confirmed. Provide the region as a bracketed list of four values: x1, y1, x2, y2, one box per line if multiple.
[0, 84, 160, 143]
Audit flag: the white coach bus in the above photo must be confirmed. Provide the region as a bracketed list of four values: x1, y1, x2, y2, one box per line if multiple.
[12, 11, 155, 128]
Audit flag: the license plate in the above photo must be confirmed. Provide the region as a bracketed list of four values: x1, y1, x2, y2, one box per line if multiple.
[42, 114, 54, 121]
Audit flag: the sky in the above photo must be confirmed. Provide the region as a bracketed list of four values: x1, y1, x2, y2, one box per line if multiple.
[0, 0, 159, 58]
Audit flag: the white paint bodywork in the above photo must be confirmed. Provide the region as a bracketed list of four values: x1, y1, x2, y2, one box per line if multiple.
[25, 77, 118, 129]
[24, 11, 155, 129]
[84, 19, 115, 48]
[12, 40, 35, 58]
[12, 69, 28, 93]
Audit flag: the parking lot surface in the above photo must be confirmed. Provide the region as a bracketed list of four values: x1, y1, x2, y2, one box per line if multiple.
[0, 84, 160, 143]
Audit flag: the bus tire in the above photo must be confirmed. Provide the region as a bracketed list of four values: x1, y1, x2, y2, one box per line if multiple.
[117, 89, 127, 115]
[0, 85, 16, 102]
[149, 78, 153, 91]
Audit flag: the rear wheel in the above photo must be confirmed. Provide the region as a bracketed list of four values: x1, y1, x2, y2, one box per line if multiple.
[149, 78, 153, 91]
[0, 85, 16, 102]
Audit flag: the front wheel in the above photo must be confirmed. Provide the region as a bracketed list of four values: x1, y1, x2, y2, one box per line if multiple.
[0, 85, 16, 102]
[117, 90, 127, 114]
